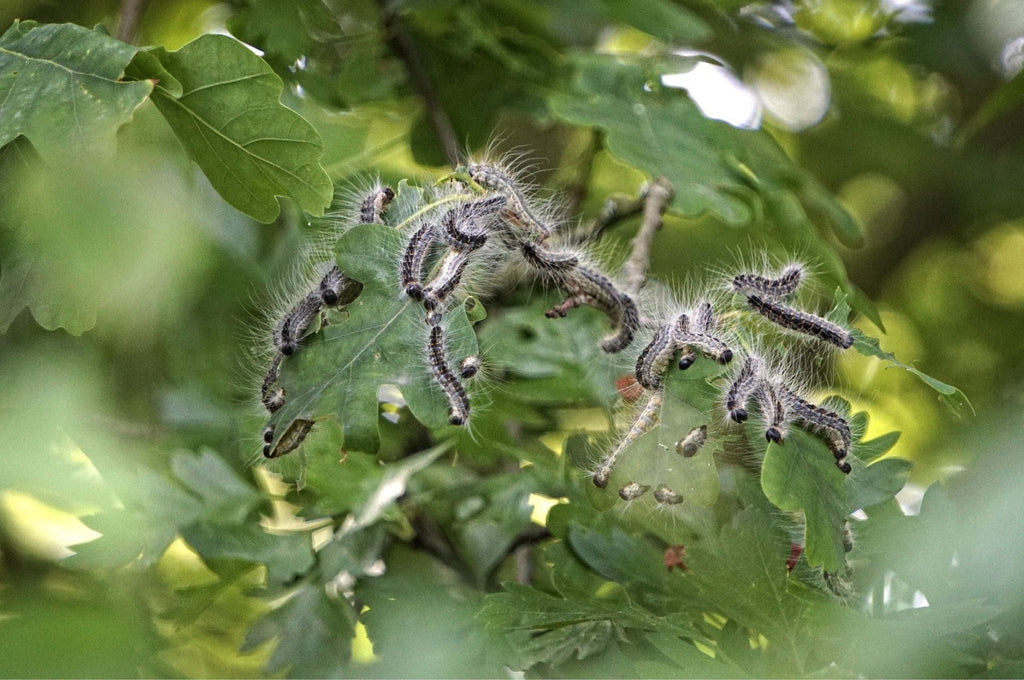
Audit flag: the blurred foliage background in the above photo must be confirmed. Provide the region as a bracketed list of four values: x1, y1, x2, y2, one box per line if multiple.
[1, 0, 1023, 677]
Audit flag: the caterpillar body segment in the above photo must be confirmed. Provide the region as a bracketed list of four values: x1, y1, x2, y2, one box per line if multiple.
[401, 223, 437, 301]
[518, 241, 579, 274]
[732, 263, 804, 300]
[421, 249, 472, 310]
[545, 264, 639, 353]
[275, 292, 324, 356]
[635, 323, 676, 390]
[427, 325, 471, 426]
[318, 265, 362, 307]
[779, 386, 853, 474]
[440, 195, 505, 251]
[360, 185, 395, 224]
[653, 485, 683, 505]
[755, 380, 788, 444]
[725, 356, 761, 423]
[618, 481, 651, 501]
[261, 353, 285, 413]
[465, 162, 553, 241]
[263, 419, 314, 459]
[745, 294, 854, 349]
[593, 391, 662, 488]
[676, 424, 707, 457]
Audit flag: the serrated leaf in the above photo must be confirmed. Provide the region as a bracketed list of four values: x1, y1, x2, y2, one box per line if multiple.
[146, 34, 332, 222]
[243, 582, 356, 677]
[686, 507, 811, 672]
[551, 53, 858, 245]
[759, 427, 850, 572]
[181, 522, 314, 586]
[265, 207, 479, 454]
[171, 448, 260, 523]
[0, 21, 153, 159]
[829, 293, 971, 415]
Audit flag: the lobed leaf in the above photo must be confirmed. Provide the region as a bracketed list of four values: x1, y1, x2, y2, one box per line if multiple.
[264, 197, 479, 455]
[0, 21, 153, 159]
[145, 34, 332, 222]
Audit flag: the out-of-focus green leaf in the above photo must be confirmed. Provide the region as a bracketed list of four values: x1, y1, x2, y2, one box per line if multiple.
[551, 53, 860, 247]
[846, 457, 912, 511]
[759, 426, 850, 572]
[242, 581, 356, 678]
[181, 523, 314, 586]
[144, 34, 332, 222]
[686, 507, 815, 674]
[596, 0, 711, 44]
[0, 21, 153, 159]
[264, 188, 479, 454]
[0, 241, 97, 335]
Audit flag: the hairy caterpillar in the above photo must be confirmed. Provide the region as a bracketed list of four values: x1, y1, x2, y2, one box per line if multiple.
[275, 292, 323, 356]
[745, 294, 854, 349]
[544, 265, 639, 353]
[676, 424, 707, 457]
[674, 304, 733, 367]
[634, 322, 677, 390]
[427, 325, 471, 425]
[360, 185, 395, 224]
[733, 263, 804, 300]
[401, 223, 437, 301]
[593, 391, 662, 488]
[618, 481, 651, 501]
[466, 162, 553, 241]
[260, 353, 285, 413]
[459, 355, 481, 379]
[725, 355, 760, 422]
[518, 241, 579, 273]
[318, 265, 362, 307]
[440, 196, 505, 251]
[755, 379, 788, 444]
[421, 249, 473, 311]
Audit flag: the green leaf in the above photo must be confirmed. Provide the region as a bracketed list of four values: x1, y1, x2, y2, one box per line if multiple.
[596, 0, 712, 44]
[853, 328, 972, 414]
[0, 21, 153, 159]
[180, 523, 314, 586]
[846, 457, 912, 512]
[264, 189, 480, 454]
[686, 507, 813, 674]
[243, 582, 356, 677]
[0, 239, 97, 335]
[759, 426, 850, 572]
[170, 448, 260, 523]
[551, 53, 859, 246]
[145, 34, 332, 222]
[592, 360, 725, 510]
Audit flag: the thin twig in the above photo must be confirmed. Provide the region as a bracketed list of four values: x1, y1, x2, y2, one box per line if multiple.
[621, 177, 674, 297]
[377, 0, 461, 167]
[116, 0, 148, 44]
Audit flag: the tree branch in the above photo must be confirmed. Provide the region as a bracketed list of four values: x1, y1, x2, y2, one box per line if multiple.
[621, 177, 674, 297]
[115, 0, 148, 44]
[377, 0, 461, 167]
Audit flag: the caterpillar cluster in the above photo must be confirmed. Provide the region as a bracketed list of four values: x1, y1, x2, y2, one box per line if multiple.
[599, 261, 858, 506]
[253, 162, 858, 496]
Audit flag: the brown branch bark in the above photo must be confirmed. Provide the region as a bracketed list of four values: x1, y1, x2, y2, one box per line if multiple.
[621, 177, 674, 297]
[115, 0, 148, 44]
